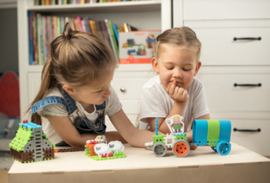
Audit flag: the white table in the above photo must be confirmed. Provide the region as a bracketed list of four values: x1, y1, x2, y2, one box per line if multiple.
[8, 142, 270, 183]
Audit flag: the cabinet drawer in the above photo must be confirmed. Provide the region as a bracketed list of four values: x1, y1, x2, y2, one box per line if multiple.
[185, 20, 270, 66]
[112, 71, 155, 100]
[184, 0, 270, 20]
[198, 67, 270, 113]
[231, 118, 270, 156]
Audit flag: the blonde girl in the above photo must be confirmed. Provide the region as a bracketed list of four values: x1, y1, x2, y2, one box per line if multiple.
[28, 23, 154, 148]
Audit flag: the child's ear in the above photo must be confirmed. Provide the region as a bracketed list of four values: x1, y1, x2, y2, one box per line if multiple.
[62, 84, 75, 95]
[194, 61, 202, 76]
[151, 57, 159, 73]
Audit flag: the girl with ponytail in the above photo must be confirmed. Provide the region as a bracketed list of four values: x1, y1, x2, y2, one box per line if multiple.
[27, 23, 155, 148]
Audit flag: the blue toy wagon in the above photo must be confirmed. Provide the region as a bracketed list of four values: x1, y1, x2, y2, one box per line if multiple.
[145, 115, 232, 157]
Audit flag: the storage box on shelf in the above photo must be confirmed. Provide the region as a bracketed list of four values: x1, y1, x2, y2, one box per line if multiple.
[173, 0, 270, 156]
[18, 0, 171, 130]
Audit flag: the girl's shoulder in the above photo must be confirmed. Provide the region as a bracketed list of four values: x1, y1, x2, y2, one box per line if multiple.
[43, 87, 63, 98]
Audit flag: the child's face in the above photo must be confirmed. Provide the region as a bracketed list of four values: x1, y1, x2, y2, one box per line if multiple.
[70, 67, 115, 105]
[152, 44, 201, 90]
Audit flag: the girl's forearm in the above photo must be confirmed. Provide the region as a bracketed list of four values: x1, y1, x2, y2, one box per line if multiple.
[127, 129, 156, 148]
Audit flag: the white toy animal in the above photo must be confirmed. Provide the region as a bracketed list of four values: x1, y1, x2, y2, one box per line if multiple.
[108, 141, 124, 153]
[94, 144, 111, 157]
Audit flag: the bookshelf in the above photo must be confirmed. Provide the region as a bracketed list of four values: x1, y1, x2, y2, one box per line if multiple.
[18, 0, 171, 128]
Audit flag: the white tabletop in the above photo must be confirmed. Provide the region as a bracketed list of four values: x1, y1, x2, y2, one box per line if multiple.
[8, 142, 270, 183]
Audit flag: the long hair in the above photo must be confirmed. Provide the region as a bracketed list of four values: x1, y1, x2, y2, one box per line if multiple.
[153, 27, 202, 61]
[27, 23, 116, 125]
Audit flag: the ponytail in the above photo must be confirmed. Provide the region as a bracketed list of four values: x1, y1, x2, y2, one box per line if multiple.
[26, 57, 57, 125]
[26, 22, 116, 124]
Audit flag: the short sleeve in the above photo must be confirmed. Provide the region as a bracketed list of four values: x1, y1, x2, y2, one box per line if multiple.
[38, 103, 68, 117]
[140, 87, 168, 123]
[192, 82, 209, 119]
[105, 86, 122, 116]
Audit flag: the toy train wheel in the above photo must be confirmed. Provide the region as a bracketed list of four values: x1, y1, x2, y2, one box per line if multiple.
[172, 140, 190, 157]
[216, 141, 231, 155]
[153, 143, 167, 157]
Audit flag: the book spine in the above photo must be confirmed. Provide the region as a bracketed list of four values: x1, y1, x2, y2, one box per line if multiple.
[96, 21, 103, 39]
[81, 19, 86, 32]
[77, 16, 82, 31]
[108, 20, 119, 59]
[88, 20, 93, 34]
[68, 18, 74, 30]
[28, 11, 34, 65]
[43, 15, 47, 64]
[104, 19, 118, 62]
[57, 16, 61, 36]
[112, 24, 119, 44]
[47, 16, 51, 56]
[40, 15, 44, 64]
[84, 17, 90, 33]
[33, 12, 37, 65]
[100, 21, 110, 47]
[54, 16, 58, 38]
[91, 20, 98, 36]
[37, 14, 42, 65]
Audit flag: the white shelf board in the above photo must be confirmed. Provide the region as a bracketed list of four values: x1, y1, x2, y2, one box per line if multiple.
[26, 1, 161, 13]
[27, 64, 153, 72]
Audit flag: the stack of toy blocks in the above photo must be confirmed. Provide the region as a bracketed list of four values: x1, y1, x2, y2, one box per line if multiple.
[85, 140, 98, 157]
[9, 120, 55, 163]
[85, 135, 126, 161]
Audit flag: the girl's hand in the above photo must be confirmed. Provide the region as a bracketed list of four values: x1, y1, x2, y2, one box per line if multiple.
[166, 80, 189, 103]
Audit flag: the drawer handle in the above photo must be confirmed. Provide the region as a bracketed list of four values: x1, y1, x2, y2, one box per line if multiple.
[233, 37, 261, 41]
[120, 87, 126, 93]
[234, 83, 261, 87]
[233, 128, 261, 132]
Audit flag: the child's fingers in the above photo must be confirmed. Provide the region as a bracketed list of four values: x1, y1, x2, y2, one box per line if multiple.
[168, 80, 176, 96]
[190, 145, 197, 150]
[166, 82, 172, 93]
[183, 90, 189, 100]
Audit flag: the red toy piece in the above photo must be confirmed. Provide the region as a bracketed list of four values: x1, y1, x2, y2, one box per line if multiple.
[101, 153, 107, 158]
[108, 152, 114, 157]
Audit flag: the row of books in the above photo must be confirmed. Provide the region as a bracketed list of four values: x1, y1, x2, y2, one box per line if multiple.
[34, 0, 139, 5]
[28, 12, 120, 65]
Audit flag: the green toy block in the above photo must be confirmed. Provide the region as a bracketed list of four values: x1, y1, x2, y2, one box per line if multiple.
[207, 120, 220, 146]
[153, 134, 165, 145]
[174, 133, 187, 141]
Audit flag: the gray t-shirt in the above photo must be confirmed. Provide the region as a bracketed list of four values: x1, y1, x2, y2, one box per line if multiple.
[140, 75, 209, 132]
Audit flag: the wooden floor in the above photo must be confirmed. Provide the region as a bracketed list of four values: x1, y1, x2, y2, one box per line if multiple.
[0, 151, 14, 183]
[0, 170, 8, 183]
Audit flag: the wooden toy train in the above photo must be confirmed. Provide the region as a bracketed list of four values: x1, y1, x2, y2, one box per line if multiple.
[145, 115, 231, 157]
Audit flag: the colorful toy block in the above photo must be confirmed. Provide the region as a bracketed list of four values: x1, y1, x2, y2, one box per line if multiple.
[9, 120, 55, 163]
[85, 135, 127, 161]
[145, 115, 232, 157]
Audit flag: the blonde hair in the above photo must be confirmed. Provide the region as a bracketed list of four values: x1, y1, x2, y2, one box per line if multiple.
[27, 23, 116, 125]
[153, 27, 201, 61]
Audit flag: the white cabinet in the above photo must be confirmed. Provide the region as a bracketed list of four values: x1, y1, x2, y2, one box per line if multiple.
[18, 0, 171, 129]
[185, 20, 270, 66]
[174, 0, 270, 156]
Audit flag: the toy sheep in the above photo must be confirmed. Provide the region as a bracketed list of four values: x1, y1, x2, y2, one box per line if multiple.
[108, 141, 124, 153]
